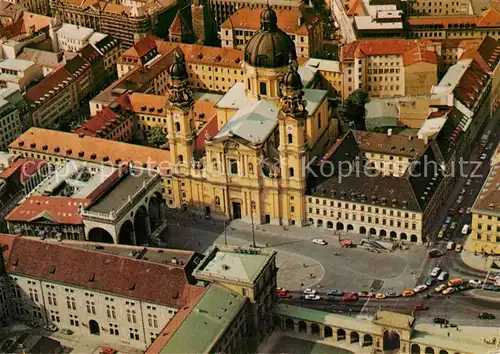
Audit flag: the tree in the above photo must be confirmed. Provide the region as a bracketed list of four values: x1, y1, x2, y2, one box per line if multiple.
[148, 127, 167, 148]
[344, 89, 369, 130]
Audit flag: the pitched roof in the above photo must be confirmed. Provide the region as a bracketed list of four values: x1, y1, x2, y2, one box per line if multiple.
[196, 115, 218, 151]
[122, 35, 159, 59]
[5, 196, 90, 225]
[220, 7, 320, 35]
[477, 8, 500, 27]
[9, 128, 171, 171]
[24, 67, 73, 105]
[454, 59, 490, 108]
[0, 234, 207, 306]
[193, 99, 216, 123]
[63, 55, 91, 77]
[352, 130, 427, 157]
[342, 39, 437, 65]
[128, 92, 169, 116]
[74, 105, 132, 138]
[0, 158, 46, 183]
[407, 16, 480, 29]
[169, 11, 193, 35]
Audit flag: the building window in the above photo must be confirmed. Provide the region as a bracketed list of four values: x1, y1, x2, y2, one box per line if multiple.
[287, 133, 293, 144]
[127, 309, 137, 323]
[66, 296, 76, 310]
[230, 159, 238, 174]
[148, 314, 158, 328]
[247, 78, 251, 90]
[106, 305, 116, 319]
[175, 122, 180, 132]
[47, 292, 57, 306]
[109, 324, 119, 336]
[317, 113, 321, 130]
[86, 301, 96, 315]
[69, 314, 79, 327]
[178, 155, 183, 163]
[259, 82, 267, 96]
[129, 328, 140, 341]
[289, 167, 294, 177]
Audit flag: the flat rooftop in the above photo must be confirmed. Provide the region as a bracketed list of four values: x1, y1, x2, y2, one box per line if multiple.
[195, 245, 275, 283]
[88, 169, 158, 214]
[55, 239, 197, 267]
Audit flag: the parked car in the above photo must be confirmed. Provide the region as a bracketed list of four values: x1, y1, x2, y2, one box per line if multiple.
[445, 216, 452, 224]
[456, 196, 463, 204]
[466, 207, 472, 214]
[446, 242, 455, 250]
[431, 267, 441, 277]
[438, 271, 449, 282]
[458, 208, 465, 214]
[358, 291, 374, 298]
[386, 290, 400, 297]
[457, 283, 470, 291]
[478, 312, 496, 319]
[342, 293, 358, 301]
[448, 208, 456, 215]
[466, 179, 472, 186]
[442, 287, 455, 295]
[469, 279, 483, 287]
[484, 284, 498, 291]
[60, 328, 74, 335]
[425, 278, 436, 287]
[327, 289, 343, 296]
[450, 222, 458, 230]
[26, 321, 40, 328]
[305, 294, 321, 301]
[434, 317, 449, 324]
[413, 285, 428, 293]
[312, 239, 327, 245]
[278, 292, 292, 299]
[375, 293, 386, 299]
[277, 287, 288, 293]
[43, 324, 58, 332]
[303, 288, 316, 295]
[429, 249, 443, 258]
[480, 153, 488, 160]
[447, 278, 463, 287]
[402, 290, 415, 297]
[414, 304, 429, 311]
[460, 188, 466, 195]
[435, 284, 447, 293]
[455, 244, 463, 252]
[326, 295, 339, 302]
[437, 230, 444, 239]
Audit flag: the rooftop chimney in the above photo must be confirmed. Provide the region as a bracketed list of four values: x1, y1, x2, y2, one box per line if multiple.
[387, 129, 393, 136]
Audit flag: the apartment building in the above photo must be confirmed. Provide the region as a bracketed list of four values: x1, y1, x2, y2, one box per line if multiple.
[51, 0, 178, 49]
[0, 234, 206, 349]
[341, 39, 438, 98]
[299, 58, 342, 94]
[220, 7, 323, 58]
[10, 0, 51, 15]
[0, 59, 43, 91]
[408, 0, 471, 16]
[406, 8, 500, 40]
[0, 97, 22, 150]
[56, 23, 107, 52]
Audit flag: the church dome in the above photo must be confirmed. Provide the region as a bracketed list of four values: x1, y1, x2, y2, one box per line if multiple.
[168, 51, 187, 80]
[282, 58, 303, 89]
[244, 5, 297, 69]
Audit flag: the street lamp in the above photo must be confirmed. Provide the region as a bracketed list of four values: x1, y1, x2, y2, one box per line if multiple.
[251, 201, 256, 248]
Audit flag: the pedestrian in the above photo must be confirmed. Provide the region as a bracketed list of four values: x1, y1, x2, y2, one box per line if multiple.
[448, 332, 450, 337]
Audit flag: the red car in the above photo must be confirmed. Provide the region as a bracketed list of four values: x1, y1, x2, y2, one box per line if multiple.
[343, 293, 358, 301]
[278, 292, 292, 299]
[414, 304, 429, 311]
[458, 208, 465, 214]
[448, 208, 456, 215]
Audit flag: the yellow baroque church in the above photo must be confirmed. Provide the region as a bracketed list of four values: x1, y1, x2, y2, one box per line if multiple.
[166, 5, 338, 226]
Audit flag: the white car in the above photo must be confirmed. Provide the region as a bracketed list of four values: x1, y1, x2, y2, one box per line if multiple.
[469, 279, 483, 287]
[466, 207, 472, 214]
[312, 239, 327, 245]
[305, 294, 321, 301]
[466, 179, 472, 186]
[413, 284, 428, 293]
[480, 153, 488, 160]
[456, 196, 463, 204]
[431, 267, 441, 277]
[303, 288, 316, 295]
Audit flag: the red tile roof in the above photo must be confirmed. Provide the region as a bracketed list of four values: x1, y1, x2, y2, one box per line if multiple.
[407, 16, 480, 29]
[477, 8, 500, 28]
[0, 234, 207, 306]
[122, 35, 159, 59]
[196, 115, 218, 151]
[454, 59, 490, 108]
[169, 11, 192, 35]
[24, 67, 73, 104]
[74, 105, 132, 138]
[0, 158, 47, 183]
[5, 196, 90, 225]
[342, 39, 437, 65]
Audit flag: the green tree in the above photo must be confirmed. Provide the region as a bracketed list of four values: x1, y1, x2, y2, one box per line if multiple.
[148, 127, 167, 148]
[344, 89, 369, 130]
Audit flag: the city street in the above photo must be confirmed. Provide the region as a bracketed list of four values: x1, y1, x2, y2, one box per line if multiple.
[331, 0, 356, 43]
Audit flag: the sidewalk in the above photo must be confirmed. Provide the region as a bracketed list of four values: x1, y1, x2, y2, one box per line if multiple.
[462, 237, 498, 271]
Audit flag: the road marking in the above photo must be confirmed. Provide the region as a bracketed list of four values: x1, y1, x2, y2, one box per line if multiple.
[360, 298, 371, 315]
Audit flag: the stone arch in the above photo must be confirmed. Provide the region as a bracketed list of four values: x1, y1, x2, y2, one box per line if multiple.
[324, 326, 333, 338]
[148, 192, 162, 232]
[317, 219, 324, 227]
[363, 334, 373, 347]
[411, 234, 418, 243]
[285, 318, 294, 331]
[390, 231, 397, 238]
[411, 344, 421, 354]
[327, 221, 333, 229]
[439, 350, 448, 354]
[383, 330, 400, 351]
[347, 224, 354, 231]
[360, 226, 366, 234]
[336, 222, 344, 230]
[134, 205, 150, 245]
[369, 227, 376, 235]
[350, 331, 359, 343]
[311, 323, 320, 336]
[380, 229, 387, 237]
[308, 218, 314, 225]
[88, 228, 114, 244]
[337, 328, 346, 340]
[425, 348, 435, 354]
[298, 321, 307, 333]
[401, 233, 408, 240]
[118, 220, 134, 245]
